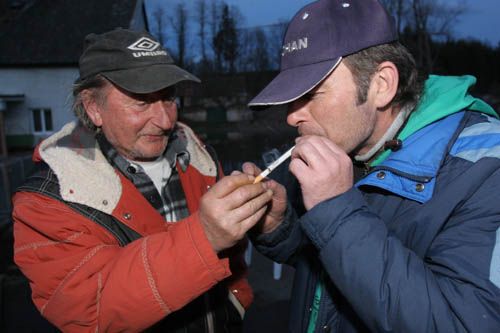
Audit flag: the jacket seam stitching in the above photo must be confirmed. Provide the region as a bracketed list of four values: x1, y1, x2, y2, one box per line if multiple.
[95, 272, 102, 333]
[40, 244, 111, 315]
[14, 232, 84, 254]
[141, 237, 171, 315]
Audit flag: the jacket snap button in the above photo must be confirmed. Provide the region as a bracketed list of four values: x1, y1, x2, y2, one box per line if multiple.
[127, 166, 136, 174]
[322, 325, 329, 331]
[206, 185, 211, 190]
[416, 183, 425, 192]
[376, 171, 386, 180]
[102, 200, 108, 206]
[123, 213, 132, 220]
[232, 289, 239, 293]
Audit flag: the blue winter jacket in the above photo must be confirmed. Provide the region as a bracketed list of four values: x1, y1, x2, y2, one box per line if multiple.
[252, 75, 500, 332]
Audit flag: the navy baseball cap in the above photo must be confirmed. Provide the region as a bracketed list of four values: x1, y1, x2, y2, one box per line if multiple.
[248, 0, 397, 107]
[77, 28, 200, 94]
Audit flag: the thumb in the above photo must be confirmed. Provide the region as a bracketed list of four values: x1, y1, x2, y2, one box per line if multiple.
[242, 162, 262, 176]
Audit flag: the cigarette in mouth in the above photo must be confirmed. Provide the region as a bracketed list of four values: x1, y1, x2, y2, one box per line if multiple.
[253, 145, 295, 184]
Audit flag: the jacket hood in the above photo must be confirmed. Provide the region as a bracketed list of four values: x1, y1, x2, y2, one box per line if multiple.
[371, 75, 498, 166]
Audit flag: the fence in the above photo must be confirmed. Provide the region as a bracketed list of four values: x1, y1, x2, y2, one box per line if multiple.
[0, 154, 35, 219]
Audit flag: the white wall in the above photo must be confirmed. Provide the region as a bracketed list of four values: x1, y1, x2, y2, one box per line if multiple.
[0, 67, 78, 136]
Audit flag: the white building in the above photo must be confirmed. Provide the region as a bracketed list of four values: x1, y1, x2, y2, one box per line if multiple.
[0, 0, 147, 154]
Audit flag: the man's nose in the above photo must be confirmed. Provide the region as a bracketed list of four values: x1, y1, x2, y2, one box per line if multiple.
[287, 100, 305, 127]
[151, 101, 176, 129]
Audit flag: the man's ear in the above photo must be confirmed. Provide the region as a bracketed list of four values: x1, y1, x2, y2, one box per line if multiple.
[81, 90, 103, 127]
[372, 61, 398, 109]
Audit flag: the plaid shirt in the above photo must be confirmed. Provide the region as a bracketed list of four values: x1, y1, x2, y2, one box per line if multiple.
[97, 127, 191, 222]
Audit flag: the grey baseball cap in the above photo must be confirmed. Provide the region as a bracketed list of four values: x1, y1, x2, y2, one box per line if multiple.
[77, 28, 200, 94]
[248, 0, 397, 107]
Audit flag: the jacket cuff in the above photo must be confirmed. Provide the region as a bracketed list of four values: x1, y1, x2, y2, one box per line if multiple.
[186, 212, 231, 280]
[249, 201, 297, 247]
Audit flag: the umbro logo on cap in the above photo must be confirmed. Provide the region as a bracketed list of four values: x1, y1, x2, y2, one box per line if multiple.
[127, 37, 160, 52]
[127, 37, 168, 58]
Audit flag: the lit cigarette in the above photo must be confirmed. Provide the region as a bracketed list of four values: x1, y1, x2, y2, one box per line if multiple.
[253, 145, 295, 183]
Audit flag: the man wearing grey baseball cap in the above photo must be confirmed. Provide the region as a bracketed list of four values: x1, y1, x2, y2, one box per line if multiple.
[12, 28, 271, 332]
[243, 0, 500, 332]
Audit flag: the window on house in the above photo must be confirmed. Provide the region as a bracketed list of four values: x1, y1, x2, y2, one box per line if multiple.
[32, 108, 53, 133]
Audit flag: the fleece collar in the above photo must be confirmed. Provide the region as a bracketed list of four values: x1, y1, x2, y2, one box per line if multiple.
[37, 121, 216, 214]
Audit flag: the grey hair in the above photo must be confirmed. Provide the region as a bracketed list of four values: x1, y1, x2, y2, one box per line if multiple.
[72, 75, 110, 132]
[343, 41, 424, 110]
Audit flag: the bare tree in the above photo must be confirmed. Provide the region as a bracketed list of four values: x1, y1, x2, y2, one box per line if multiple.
[380, 0, 408, 35]
[151, 5, 166, 46]
[168, 2, 188, 68]
[210, 0, 222, 71]
[237, 27, 270, 72]
[252, 28, 271, 71]
[195, 0, 208, 66]
[267, 21, 288, 70]
[235, 28, 252, 72]
[411, 0, 466, 72]
[380, 0, 467, 72]
[213, 4, 239, 73]
[411, 0, 433, 71]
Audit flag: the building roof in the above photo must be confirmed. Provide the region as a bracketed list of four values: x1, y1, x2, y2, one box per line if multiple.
[0, 0, 146, 66]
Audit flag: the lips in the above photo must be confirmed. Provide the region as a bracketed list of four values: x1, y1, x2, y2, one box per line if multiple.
[142, 134, 167, 142]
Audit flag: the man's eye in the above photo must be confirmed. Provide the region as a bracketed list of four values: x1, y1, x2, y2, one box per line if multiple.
[304, 91, 324, 101]
[304, 93, 317, 100]
[132, 101, 148, 110]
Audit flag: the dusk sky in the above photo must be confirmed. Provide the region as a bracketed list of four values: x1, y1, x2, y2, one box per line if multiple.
[147, 0, 500, 47]
[223, 0, 500, 47]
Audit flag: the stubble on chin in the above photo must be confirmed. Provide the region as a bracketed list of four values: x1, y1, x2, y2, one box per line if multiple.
[129, 137, 169, 161]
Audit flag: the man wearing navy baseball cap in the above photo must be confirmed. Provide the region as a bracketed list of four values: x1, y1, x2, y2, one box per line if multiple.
[244, 0, 500, 332]
[12, 28, 272, 332]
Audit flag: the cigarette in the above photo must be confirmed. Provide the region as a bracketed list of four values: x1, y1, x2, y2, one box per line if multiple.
[253, 145, 295, 183]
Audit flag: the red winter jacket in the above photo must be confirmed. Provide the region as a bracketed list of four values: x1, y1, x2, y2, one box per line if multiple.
[12, 122, 252, 332]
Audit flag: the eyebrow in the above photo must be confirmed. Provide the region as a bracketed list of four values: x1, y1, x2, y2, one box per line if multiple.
[130, 88, 176, 102]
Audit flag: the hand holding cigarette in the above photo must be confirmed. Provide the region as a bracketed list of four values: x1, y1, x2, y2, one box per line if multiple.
[253, 145, 295, 183]
[241, 160, 288, 234]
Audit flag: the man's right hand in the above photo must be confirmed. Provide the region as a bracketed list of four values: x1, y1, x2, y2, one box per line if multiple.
[199, 174, 273, 253]
[241, 162, 288, 234]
